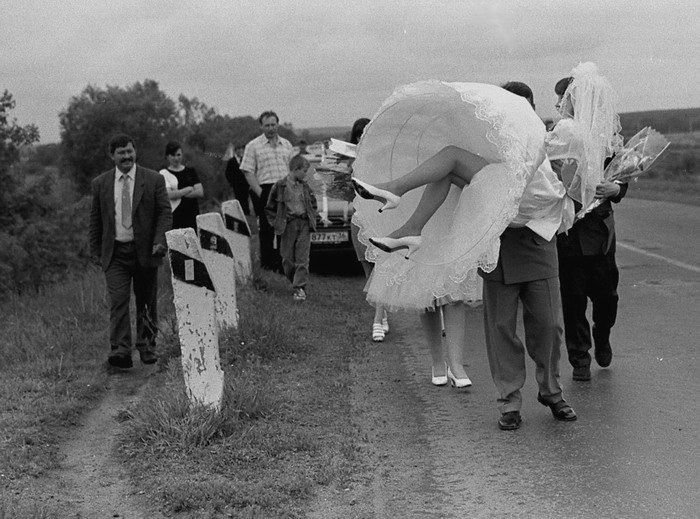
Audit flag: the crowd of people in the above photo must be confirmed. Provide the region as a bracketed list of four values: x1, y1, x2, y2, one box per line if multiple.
[88, 61, 628, 431]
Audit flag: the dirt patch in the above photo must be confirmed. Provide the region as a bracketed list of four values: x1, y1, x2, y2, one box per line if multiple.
[308, 313, 444, 518]
[11, 364, 165, 518]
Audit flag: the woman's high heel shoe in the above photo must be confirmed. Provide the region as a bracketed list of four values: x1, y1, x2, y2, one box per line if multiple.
[368, 236, 422, 259]
[431, 363, 448, 386]
[351, 178, 401, 212]
[447, 366, 472, 388]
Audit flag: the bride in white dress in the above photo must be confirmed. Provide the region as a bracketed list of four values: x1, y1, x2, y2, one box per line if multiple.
[352, 81, 548, 312]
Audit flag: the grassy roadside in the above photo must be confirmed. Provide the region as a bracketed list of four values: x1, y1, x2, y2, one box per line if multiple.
[1, 261, 374, 518]
[0, 270, 111, 515]
[115, 267, 373, 517]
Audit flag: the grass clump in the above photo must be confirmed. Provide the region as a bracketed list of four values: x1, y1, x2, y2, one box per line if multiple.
[117, 267, 371, 517]
[0, 270, 109, 493]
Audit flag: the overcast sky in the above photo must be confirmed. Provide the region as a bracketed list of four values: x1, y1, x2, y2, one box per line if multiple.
[3, 0, 698, 143]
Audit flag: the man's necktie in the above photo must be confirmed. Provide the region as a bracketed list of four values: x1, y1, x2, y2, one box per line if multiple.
[121, 174, 132, 229]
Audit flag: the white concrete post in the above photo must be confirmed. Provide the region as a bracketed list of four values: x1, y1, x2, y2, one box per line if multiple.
[220, 200, 253, 281]
[196, 212, 239, 330]
[166, 228, 224, 411]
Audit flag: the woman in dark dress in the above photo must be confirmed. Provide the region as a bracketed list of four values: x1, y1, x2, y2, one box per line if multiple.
[164, 141, 204, 230]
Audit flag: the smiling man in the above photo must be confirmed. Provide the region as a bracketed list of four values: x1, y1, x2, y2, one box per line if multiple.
[89, 134, 172, 369]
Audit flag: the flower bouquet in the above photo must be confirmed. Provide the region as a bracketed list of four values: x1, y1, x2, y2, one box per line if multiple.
[577, 126, 670, 218]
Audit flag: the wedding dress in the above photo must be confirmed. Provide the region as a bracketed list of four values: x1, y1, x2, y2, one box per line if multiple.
[352, 81, 548, 311]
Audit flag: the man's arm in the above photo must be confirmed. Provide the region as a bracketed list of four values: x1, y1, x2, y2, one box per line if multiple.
[152, 173, 172, 256]
[88, 177, 103, 265]
[243, 169, 262, 197]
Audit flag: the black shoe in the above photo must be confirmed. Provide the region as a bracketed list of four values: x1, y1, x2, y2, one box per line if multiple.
[498, 411, 522, 430]
[108, 354, 133, 369]
[572, 366, 591, 381]
[594, 342, 613, 368]
[537, 394, 577, 421]
[139, 350, 158, 365]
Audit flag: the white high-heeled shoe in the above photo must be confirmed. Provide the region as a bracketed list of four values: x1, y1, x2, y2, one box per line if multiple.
[447, 366, 472, 388]
[351, 178, 401, 212]
[431, 363, 448, 386]
[369, 236, 422, 259]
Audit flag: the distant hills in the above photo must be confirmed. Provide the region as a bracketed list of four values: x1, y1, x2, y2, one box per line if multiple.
[618, 107, 699, 137]
[301, 108, 700, 143]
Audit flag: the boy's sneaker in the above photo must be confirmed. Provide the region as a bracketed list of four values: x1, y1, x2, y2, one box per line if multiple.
[293, 288, 306, 301]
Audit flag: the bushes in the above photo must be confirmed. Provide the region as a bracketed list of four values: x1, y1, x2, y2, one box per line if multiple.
[0, 165, 91, 294]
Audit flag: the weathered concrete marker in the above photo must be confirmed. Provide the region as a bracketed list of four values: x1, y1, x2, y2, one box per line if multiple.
[166, 228, 224, 411]
[196, 212, 239, 330]
[220, 200, 253, 281]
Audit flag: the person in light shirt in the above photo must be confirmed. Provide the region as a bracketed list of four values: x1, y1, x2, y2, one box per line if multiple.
[240, 111, 293, 272]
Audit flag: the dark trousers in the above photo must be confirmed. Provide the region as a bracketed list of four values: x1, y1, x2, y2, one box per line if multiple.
[232, 181, 252, 216]
[483, 276, 565, 413]
[559, 248, 620, 369]
[251, 184, 282, 272]
[279, 218, 311, 289]
[105, 241, 159, 358]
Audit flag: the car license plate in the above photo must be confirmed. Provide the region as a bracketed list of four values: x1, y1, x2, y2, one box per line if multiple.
[311, 231, 348, 244]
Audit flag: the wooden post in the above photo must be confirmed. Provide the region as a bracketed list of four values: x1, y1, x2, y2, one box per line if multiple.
[166, 228, 224, 411]
[196, 212, 239, 330]
[220, 200, 253, 281]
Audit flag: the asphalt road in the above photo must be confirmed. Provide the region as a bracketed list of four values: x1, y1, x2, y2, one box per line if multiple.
[349, 198, 699, 518]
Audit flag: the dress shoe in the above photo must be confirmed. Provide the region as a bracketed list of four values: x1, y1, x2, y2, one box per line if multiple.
[446, 366, 472, 388]
[351, 178, 401, 212]
[139, 350, 158, 365]
[572, 366, 591, 381]
[594, 342, 613, 368]
[498, 411, 522, 430]
[431, 363, 448, 386]
[372, 322, 385, 342]
[369, 236, 422, 259]
[537, 394, 577, 421]
[108, 354, 133, 369]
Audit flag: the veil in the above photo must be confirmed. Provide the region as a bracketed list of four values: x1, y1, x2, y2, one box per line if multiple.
[560, 62, 623, 210]
[352, 81, 547, 311]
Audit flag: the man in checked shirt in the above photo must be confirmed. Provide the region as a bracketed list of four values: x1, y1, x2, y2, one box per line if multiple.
[241, 111, 293, 273]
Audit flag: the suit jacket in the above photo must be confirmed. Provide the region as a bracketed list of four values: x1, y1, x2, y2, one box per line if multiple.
[480, 227, 558, 285]
[557, 183, 627, 258]
[89, 165, 172, 271]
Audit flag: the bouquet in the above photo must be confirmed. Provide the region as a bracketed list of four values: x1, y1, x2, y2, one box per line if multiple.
[577, 127, 670, 218]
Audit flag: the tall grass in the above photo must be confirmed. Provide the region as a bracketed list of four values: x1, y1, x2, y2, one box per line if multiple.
[116, 269, 371, 517]
[0, 268, 110, 500]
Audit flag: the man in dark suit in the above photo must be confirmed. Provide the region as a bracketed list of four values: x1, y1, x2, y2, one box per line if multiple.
[89, 134, 172, 369]
[480, 82, 577, 431]
[557, 180, 627, 381]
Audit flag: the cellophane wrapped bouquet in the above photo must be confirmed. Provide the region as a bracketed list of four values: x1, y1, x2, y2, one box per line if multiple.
[578, 126, 670, 218]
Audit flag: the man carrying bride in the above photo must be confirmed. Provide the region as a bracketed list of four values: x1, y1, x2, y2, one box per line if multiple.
[351, 78, 579, 430]
[352, 63, 622, 431]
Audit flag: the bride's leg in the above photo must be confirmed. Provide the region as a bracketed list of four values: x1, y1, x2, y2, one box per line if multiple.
[442, 302, 471, 380]
[388, 177, 451, 238]
[378, 145, 488, 196]
[386, 170, 468, 238]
